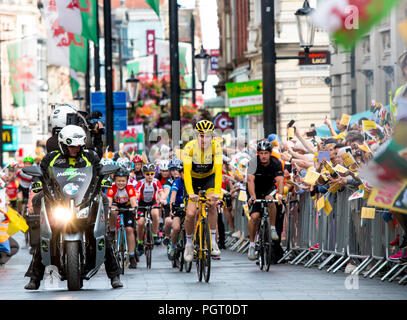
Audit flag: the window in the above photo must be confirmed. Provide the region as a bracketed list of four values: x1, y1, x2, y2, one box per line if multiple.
[366, 83, 371, 110]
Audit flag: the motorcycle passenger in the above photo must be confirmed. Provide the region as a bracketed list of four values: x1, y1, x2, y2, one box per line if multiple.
[107, 168, 138, 269]
[24, 125, 123, 290]
[134, 163, 166, 256]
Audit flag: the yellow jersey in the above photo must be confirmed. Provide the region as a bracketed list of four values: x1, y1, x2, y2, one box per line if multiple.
[183, 139, 223, 195]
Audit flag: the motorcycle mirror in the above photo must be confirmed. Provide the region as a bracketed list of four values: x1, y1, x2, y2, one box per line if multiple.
[99, 164, 120, 176]
[22, 166, 42, 177]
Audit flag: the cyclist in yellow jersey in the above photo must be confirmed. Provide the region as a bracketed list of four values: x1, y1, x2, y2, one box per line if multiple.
[183, 120, 223, 262]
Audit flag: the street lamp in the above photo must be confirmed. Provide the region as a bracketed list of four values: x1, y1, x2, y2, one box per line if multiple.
[126, 71, 140, 108]
[295, 0, 315, 50]
[181, 45, 211, 95]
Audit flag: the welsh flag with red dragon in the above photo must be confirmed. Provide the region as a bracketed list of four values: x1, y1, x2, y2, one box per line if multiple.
[312, 0, 400, 50]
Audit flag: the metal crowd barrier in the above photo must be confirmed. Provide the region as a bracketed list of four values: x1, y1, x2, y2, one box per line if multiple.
[223, 187, 407, 285]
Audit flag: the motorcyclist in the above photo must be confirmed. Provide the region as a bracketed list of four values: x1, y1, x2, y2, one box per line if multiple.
[24, 125, 123, 290]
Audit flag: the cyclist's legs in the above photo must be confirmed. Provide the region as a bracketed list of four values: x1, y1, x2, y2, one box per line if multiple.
[125, 226, 135, 253]
[248, 211, 261, 242]
[185, 200, 198, 236]
[151, 208, 160, 235]
[136, 217, 145, 241]
[265, 195, 277, 228]
[170, 216, 181, 245]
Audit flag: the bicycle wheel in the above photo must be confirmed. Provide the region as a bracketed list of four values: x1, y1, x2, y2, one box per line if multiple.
[264, 222, 272, 272]
[118, 228, 126, 274]
[145, 222, 153, 269]
[258, 224, 265, 271]
[202, 220, 211, 283]
[178, 229, 185, 272]
[195, 224, 203, 282]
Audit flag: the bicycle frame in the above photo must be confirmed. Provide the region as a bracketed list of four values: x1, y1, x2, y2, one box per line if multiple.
[192, 195, 212, 259]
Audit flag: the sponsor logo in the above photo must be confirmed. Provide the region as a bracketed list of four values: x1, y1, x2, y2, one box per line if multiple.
[63, 183, 79, 196]
[57, 168, 86, 181]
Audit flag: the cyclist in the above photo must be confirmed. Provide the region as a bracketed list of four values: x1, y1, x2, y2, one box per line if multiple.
[16, 156, 34, 215]
[182, 120, 223, 262]
[130, 154, 144, 184]
[134, 163, 166, 256]
[107, 168, 138, 269]
[247, 140, 284, 261]
[167, 161, 185, 260]
[162, 159, 182, 247]
[156, 160, 171, 186]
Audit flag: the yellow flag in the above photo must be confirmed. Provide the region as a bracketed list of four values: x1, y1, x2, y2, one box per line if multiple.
[238, 190, 247, 202]
[303, 170, 321, 185]
[339, 114, 351, 127]
[317, 197, 325, 211]
[341, 152, 356, 167]
[334, 164, 348, 174]
[362, 120, 377, 132]
[323, 198, 333, 216]
[361, 207, 375, 219]
[359, 142, 372, 154]
[6, 206, 28, 236]
[328, 183, 342, 194]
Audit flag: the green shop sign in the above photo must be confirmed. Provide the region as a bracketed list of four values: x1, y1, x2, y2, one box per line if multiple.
[226, 80, 263, 117]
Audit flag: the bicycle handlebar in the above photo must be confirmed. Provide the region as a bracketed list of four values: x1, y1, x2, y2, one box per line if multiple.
[110, 207, 136, 213]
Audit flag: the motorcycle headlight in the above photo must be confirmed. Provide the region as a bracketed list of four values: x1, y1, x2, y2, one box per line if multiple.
[77, 207, 89, 219]
[53, 206, 74, 223]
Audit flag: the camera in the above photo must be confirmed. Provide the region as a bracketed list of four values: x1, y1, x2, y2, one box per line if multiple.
[306, 130, 317, 137]
[354, 150, 363, 157]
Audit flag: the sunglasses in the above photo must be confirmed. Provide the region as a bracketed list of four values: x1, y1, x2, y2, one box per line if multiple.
[144, 172, 155, 176]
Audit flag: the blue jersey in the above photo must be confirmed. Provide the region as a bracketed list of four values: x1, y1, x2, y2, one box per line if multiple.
[171, 177, 185, 206]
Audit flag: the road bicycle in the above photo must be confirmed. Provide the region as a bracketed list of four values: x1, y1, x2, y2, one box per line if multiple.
[171, 203, 192, 272]
[110, 207, 136, 274]
[192, 190, 212, 283]
[137, 205, 160, 269]
[253, 198, 279, 272]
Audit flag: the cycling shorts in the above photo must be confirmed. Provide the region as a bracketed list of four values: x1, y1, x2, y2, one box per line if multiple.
[191, 174, 215, 195]
[137, 200, 159, 219]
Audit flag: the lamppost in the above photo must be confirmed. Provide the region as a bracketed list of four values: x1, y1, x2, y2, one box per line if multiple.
[262, 0, 315, 137]
[181, 46, 211, 95]
[125, 71, 140, 108]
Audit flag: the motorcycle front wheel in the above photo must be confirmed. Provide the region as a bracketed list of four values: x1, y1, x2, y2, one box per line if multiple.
[66, 241, 82, 291]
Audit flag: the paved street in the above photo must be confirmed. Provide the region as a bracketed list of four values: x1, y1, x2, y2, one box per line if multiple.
[0, 232, 406, 300]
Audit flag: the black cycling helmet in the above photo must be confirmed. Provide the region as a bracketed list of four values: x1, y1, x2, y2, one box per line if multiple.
[114, 168, 130, 178]
[257, 140, 272, 151]
[142, 163, 156, 173]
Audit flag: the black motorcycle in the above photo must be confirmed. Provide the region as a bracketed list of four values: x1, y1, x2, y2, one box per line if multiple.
[23, 164, 119, 291]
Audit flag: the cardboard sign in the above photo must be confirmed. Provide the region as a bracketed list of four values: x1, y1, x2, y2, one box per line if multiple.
[303, 170, 321, 185]
[362, 120, 377, 132]
[318, 151, 331, 163]
[361, 207, 375, 219]
[339, 114, 351, 127]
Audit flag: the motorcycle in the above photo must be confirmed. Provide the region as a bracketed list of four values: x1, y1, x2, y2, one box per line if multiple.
[22, 164, 119, 291]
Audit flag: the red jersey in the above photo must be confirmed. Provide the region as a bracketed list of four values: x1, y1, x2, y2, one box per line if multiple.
[135, 178, 163, 203]
[107, 184, 136, 205]
[6, 181, 19, 201]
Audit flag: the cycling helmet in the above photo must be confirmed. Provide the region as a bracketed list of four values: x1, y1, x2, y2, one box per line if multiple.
[23, 156, 34, 164]
[114, 168, 129, 178]
[116, 157, 134, 171]
[100, 158, 115, 166]
[159, 159, 170, 171]
[50, 104, 78, 129]
[142, 163, 156, 173]
[195, 120, 215, 134]
[58, 125, 87, 156]
[132, 154, 143, 163]
[257, 140, 272, 151]
[169, 158, 183, 170]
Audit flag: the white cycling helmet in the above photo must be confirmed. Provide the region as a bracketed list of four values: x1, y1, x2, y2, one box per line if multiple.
[159, 159, 170, 171]
[58, 125, 87, 156]
[51, 104, 78, 129]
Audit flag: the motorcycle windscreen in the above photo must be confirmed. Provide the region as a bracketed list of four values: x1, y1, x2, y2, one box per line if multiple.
[49, 166, 93, 205]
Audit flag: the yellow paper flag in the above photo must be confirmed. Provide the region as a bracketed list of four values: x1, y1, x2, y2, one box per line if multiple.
[324, 198, 333, 216]
[5, 206, 28, 236]
[361, 207, 375, 219]
[362, 120, 377, 132]
[341, 152, 356, 167]
[303, 170, 321, 185]
[328, 183, 342, 194]
[317, 197, 325, 211]
[339, 114, 351, 127]
[238, 190, 247, 202]
[334, 164, 348, 174]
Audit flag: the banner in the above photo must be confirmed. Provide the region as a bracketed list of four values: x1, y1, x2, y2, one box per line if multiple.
[367, 179, 407, 214]
[7, 38, 38, 107]
[119, 125, 145, 155]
